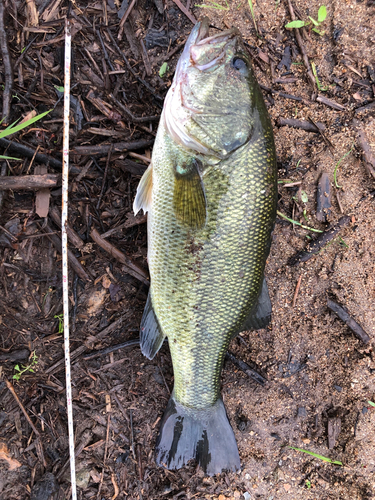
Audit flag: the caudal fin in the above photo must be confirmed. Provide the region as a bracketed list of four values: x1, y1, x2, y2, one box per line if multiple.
[155, 394, 240, 475]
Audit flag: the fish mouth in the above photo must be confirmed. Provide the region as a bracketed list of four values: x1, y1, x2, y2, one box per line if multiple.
[191, 18, 239, 71]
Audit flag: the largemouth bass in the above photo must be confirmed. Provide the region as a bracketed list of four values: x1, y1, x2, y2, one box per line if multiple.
[134, 18, 277, 475]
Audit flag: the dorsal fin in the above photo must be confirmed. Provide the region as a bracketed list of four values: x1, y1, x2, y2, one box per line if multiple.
[133, 163, 153, 215]
[173, 158, 206, 229]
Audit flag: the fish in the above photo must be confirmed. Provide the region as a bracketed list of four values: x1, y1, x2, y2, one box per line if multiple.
[133, 17, 277, 475]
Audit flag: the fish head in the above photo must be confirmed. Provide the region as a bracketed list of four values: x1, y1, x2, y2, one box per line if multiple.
[163, 18, 258, 159]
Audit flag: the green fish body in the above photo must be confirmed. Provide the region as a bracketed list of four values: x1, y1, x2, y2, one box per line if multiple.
[134, 18, 277, 475]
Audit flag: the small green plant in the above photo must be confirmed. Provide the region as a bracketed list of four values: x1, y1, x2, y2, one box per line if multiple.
[338, 236, 349, 248]
[195, 0, 229, 10]
[292, 190, 309, 221]
[285, 5, 327, 35]
[0, 110, 50, 160]
[311, 61, 328, 92]
[248, 0, 257, 32]
[368, 401, 375, 407]
[159, 62, 169, 78]
[305, 479, 312, 489]
[289, 446, 342, 465]
[333, 144, 354, 188]
[277, 210, 323, 233]
[54, 313, 64, 334]
[13, 351, 38, 381]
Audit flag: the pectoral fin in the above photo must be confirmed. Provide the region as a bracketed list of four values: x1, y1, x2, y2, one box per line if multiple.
[133, 163, 153, 215]
[173, 159, 206, 229]
[140, 291, 166, 360]
[240, 277, 272, 332]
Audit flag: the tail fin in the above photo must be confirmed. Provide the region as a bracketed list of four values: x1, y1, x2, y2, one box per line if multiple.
[155, 394, 240, 475]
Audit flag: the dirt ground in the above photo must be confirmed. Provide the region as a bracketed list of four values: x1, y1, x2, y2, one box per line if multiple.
[0, 0, 375, 499]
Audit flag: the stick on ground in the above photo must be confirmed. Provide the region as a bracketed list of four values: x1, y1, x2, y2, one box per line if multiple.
[0, 174, 61, 191]
[278, 118, 325, 133]
[90, 228, 149, 286]
[327, 298, 371, 345]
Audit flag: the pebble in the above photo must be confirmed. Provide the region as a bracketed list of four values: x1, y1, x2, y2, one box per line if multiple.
[284, 483, 291, 492]
[30, 473, 58, 500]
[297, 406, 307, 417]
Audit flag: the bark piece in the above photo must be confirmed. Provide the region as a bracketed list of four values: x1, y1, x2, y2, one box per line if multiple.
[35, 166, 50, 218]
[278, 118, 325, 133]
[328, 417, 341, 449]
[316, 172, 332, 222]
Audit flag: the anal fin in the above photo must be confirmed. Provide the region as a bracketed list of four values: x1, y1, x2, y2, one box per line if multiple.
[240, 277, 272, 332]
[140, 291, 166, 360]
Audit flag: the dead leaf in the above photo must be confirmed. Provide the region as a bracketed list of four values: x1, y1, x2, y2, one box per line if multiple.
[102, 275, 111, 289]
[19, 109, 36, 126]
[0, 442, 22, 470]
[86, 288, 107, 316]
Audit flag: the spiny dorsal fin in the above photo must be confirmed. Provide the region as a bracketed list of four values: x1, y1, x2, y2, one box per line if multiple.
[173, 158, 206, 229]
[133, 163, 153, 215]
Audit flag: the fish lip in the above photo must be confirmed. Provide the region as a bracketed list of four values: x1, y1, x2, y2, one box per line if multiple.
[190, 21, 239, 71]
[195, 27, 239, 46]
[195, 17, 210, 44]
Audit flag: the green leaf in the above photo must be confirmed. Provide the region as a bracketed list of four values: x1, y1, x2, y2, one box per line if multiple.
[312, 27, 324, 35]
[368, 401, 375, 407]
[318, 5, 327, 23]
[0, 110, 50, 140]
[247, 0, 257, 32]
[285, 20, 306, 29]
[277, 211, 323, 233]
[14, 364, 20, 371]
[289, 446, 343, 465]
[54, 85, 65, 93]
[0, 155, 21, 160]
[301, 190, 308, 203]
[159, 62, 168, 78]
[308, 16, 319, 26]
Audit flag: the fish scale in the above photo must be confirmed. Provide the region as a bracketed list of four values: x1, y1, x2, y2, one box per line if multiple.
[134, 18, 277, 474]
[149, 127, 276, 410]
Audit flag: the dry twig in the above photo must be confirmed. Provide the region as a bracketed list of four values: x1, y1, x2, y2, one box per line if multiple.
[90, 228, 149, 285]
[0, 0, 13, 122]
[327, 298, 371, 345]
[286, 0, 316, 89]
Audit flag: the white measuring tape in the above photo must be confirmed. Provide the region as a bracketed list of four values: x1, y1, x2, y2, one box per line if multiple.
[62, 18, 77, 500]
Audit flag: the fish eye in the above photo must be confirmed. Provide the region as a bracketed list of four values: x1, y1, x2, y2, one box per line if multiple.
[231, 57, 249, 76]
